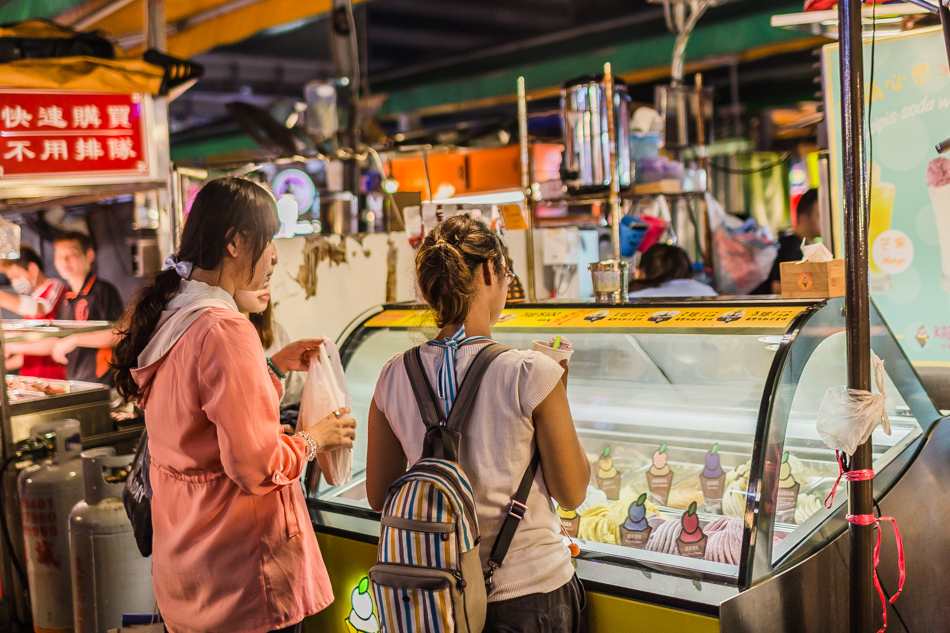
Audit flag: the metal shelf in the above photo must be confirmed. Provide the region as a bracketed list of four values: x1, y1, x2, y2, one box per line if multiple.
[2, 320, 112, 344]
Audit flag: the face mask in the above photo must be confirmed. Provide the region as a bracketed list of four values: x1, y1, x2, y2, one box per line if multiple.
[11, 278, 33, 295]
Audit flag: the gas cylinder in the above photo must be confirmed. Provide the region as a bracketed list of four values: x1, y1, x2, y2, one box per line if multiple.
[69, 447, 154, 633]
[18, 419, 83, 633]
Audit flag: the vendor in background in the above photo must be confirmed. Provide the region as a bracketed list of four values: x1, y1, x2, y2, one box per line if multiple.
[628, 244, 718, 297]
[234, 283, 305, 408]
[0, 245, 67, 379]
[752, 189, 822, 295]
[7, 232, 124, 386]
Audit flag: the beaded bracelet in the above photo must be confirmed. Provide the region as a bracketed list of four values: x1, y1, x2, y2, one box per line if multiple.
[266, 357, 286, 380]
[295, 431, 318, 462]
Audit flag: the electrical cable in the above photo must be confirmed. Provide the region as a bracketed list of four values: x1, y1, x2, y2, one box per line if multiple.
[708, 153, 791, 175]
[866, 0, 878, 240]
[0, 452, 27, 588]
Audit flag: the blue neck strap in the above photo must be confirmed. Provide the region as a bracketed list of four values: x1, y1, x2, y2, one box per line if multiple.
[426, 324, 491, 414]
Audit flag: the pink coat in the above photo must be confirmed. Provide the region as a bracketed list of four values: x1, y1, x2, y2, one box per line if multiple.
[133, 309, 333, 633]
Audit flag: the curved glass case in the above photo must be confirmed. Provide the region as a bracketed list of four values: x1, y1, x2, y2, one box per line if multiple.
[309, 298, 937, 597]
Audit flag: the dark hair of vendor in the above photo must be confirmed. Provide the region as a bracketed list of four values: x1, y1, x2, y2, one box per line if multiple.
[416, 214, 510, 328]
[629, 243, 693, 291]
[112, 177, 279, 401]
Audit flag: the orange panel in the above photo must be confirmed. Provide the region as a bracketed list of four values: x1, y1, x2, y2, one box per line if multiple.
[390, 153, 467, 197]
[465, 144, 564, 192]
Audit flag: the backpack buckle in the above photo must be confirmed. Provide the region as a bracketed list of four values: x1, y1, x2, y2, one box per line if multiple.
[485, 561, 499, 592]
[507, 500, 528, 520]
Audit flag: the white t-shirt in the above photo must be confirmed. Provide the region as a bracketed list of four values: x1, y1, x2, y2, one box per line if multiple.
[628, 278, 718, 297]
[373, 342, 573, 602]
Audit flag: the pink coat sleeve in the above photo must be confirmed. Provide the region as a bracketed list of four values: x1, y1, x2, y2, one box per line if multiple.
[197, 316, 308, 495]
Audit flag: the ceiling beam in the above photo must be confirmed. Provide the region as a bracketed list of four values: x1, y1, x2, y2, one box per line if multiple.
[370, 0, 570, 31]
[377, 4, 823, 118]
[367, 24, 495, 51]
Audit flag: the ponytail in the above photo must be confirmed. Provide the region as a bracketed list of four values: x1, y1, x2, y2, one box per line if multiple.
[112, 269, 181, 400]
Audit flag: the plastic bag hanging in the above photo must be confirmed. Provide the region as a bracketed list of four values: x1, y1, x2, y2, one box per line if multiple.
[816, 354, 891, 456]
[297, 338, 353, 486]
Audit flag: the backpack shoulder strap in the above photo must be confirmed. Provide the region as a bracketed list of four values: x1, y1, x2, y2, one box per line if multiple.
[403, 346, 444, 447]
[444, 343, 511, 433]
[486, 449, 541, 590]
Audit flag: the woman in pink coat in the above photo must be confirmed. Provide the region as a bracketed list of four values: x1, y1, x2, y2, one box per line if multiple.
[112, 177, 356, 633]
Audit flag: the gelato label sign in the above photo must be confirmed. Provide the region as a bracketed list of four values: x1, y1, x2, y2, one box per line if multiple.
[366, 306, 805, 331]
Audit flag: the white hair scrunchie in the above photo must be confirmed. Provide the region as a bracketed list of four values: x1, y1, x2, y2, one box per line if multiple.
[162, 254, 194, 279]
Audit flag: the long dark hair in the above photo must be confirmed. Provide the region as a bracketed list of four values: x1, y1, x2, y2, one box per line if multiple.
[629, 244, 693, 291]
[113, 177, 279, 400]
[416, 214, 510, 328]
[248, 301, 275, 350]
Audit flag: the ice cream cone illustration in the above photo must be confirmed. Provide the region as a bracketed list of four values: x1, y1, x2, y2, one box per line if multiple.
[869, 162, 896, 294]
[595, 446, 621, 500]
[676, 501, 707, 558]
[620, 493, 653, 549]
[928, 157, 950, 293]
[558, 505, 580, 538]
[916, 325, 929, 348]
[775, 452, 800, 524]
[701, 443, 726, 514]
[648, 444, 674, 506]
[344, 577, 379, 633]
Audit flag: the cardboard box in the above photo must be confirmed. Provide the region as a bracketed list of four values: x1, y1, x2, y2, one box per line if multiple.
[780, 259, 846, 298]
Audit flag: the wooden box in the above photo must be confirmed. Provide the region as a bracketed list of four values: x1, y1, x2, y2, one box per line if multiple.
[780, 259, 846, 298]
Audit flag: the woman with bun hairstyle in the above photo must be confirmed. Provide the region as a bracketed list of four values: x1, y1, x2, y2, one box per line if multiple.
[112, 177, 356, 633]
[366, 214, 590, 633]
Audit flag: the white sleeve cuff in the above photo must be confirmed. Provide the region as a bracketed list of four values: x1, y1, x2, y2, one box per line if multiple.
[18, 295, 38, 316]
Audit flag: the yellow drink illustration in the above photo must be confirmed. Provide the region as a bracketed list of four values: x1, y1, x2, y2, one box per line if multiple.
[868, 181, 896, 275]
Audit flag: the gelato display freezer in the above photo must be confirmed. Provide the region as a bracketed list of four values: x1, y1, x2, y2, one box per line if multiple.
[304, 298, 948, 633]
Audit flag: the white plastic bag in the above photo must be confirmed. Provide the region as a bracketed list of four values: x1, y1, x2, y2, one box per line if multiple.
[816, 354, 891, 455]
[298, 338, 353, 486]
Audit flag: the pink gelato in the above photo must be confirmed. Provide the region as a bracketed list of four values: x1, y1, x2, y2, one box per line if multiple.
[703, 517, 744, 566]
[927, 157, 950, 188]
[546, 336, 573, 351]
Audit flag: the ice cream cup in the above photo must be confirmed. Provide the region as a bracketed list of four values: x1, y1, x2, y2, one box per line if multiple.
[621, 525, 652, 549]
[596, 474, 621, 501]
[561, 515, 580, 538]
[676, 533, 708, 559]
[532, 340, 574, 364]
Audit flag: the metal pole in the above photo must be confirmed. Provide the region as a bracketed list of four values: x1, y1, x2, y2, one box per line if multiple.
[694, 73, 713, 269]
[603, 63, 622, 263]
[145, 0, 166, 51]
[837, 1, 874, 631]
[517, 77, 537, 302]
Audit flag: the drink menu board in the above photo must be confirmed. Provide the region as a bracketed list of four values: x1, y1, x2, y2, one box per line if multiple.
[824, 28, 950, 366]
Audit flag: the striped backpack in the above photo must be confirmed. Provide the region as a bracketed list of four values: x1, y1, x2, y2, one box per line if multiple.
[370, 344, 540, 633]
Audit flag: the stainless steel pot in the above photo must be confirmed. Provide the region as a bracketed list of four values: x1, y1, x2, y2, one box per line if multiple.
[561, 75, 632, 193]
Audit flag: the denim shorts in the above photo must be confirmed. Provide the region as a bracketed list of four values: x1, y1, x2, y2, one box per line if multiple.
[484, 575, 588, 633]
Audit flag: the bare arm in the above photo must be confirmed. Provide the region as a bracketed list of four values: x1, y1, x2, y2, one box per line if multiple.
[5, 338, 57, 357]
[51, 330, 121, 364]
[6, 329, 120, 360]
[533, 377, 588, 510]
[366, 399, 408, 512]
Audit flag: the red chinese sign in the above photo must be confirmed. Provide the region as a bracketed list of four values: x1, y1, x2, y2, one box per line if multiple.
[0, 90, 149, 179]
